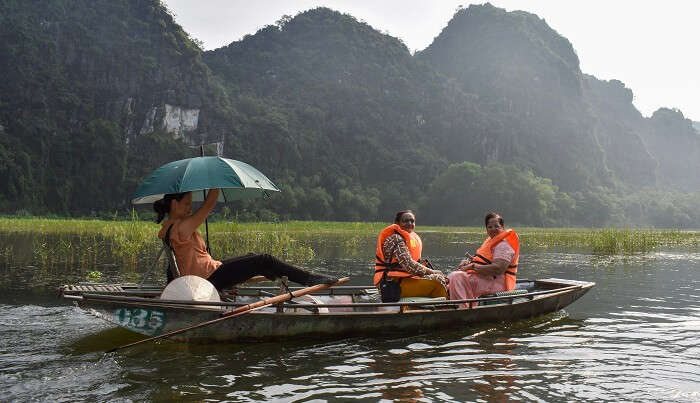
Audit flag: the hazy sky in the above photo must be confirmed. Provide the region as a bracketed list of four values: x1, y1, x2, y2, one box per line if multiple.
[162, 0, 699, 121]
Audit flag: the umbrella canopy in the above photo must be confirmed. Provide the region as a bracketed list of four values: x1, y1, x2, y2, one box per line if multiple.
[131, 156, 280, 204]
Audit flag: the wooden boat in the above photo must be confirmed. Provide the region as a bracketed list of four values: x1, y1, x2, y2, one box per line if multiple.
[60, 278, 593, 343]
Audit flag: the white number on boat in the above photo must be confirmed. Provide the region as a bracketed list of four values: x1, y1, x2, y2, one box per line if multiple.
[113, 308, 166, 335]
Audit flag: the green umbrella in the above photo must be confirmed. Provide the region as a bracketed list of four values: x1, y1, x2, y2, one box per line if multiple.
[132, 156, 280, 254]
[131, 156, 280, 204]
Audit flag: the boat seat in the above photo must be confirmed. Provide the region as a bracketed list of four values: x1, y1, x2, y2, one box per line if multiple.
[478, 289, 528, 306]
[399, 296, 446, 303]
[162, 224, 181, 284]
[138, 224, 180, 288]
[399, 296, 452, 311]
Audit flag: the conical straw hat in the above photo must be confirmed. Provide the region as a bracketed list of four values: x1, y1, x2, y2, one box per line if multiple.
[160, 275, 221, 302]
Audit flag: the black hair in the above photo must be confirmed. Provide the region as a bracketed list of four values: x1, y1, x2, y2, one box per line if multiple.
[394, 209, 415, 224]
[153, 192, 188, 223]
[484, 212, 504, 228]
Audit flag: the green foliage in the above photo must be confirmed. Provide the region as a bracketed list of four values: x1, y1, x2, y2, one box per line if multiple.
[1, 2, 700, 228]
[0, 0, 229, 215]
[2, 219, 699, 284]
[0, 217, 320, 276]
[421, 162, 571, 226]
[588, 229, 659, 254]
[86, 270, 103, 282]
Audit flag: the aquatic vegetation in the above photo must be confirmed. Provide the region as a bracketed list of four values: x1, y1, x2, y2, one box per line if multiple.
[0, 217, 320, 276]
[210, 230, 315, 265]
[516, 227, 698, 254]
[1, 218, 699, 280]
[0, 245, 14, 269]
[590, 229, 659, 254]
[86, 270, 103, 282]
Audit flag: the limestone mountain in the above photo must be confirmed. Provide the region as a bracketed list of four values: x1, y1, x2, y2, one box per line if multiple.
[203, 7, 490, 218]
[643, 108, 700, 190]
[0, 0, 231, 212]
[1, 1, 698, 225]
[419, 3, 657, 191]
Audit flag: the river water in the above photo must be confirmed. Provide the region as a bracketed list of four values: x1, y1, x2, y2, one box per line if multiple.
[1, 235, 699, 401]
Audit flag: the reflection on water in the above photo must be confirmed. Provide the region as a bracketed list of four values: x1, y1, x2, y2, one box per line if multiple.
[1, 234, 700, 401]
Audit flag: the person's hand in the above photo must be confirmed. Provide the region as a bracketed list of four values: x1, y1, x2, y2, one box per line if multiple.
[458, 260, 471, 271]
[460, 262, 477, 272]
[464, 252, 474, 262]
[429, 268, 444, 276]
[421, 259, 435, 269]
[432, 270, 448, 284]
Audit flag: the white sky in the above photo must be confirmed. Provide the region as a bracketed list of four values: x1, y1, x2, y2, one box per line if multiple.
[162, 0, 700, 121]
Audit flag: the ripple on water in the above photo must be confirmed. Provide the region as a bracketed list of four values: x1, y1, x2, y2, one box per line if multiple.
[0, 304, 131, 402]
[1, 250, 700, 401]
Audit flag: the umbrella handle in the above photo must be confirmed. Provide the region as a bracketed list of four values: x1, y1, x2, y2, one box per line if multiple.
[199, 145, 212, 254]
[204, 189, 210, 254]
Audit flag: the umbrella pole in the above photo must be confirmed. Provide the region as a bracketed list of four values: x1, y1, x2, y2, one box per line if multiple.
[200, 145, 211, 254]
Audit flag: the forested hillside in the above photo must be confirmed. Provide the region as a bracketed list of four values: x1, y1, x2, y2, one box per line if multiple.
[1, 1, 699, 226]
[203, 8, 493, 220]
[0, 0, 230, 213]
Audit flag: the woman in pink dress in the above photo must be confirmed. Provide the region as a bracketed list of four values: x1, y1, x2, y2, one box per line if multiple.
[448, 212, 520, 306]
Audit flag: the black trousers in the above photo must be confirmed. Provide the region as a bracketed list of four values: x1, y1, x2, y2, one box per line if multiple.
[205, 253, 311, 290]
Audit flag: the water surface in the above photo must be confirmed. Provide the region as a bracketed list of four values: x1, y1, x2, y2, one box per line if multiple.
[1, 235, 699, 401]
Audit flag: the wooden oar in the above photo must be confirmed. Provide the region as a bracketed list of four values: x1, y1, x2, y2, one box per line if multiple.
[106, 277, 349, 353]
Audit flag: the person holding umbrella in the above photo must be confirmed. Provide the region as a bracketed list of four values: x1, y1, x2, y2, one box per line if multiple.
[153, 188, 338, 290]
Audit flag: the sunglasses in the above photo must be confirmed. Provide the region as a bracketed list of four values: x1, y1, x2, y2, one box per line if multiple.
[400, 218, 415, 223]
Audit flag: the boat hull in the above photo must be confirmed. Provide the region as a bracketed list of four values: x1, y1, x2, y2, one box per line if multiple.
[67, 278, 594, 343]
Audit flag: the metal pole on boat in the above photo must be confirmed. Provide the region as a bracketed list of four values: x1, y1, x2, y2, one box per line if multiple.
[200, 145, 211, 254]
[105, 277, 350, 353]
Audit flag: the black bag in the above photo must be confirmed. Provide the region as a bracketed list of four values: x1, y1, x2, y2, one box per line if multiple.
[379, 272, 402, 303]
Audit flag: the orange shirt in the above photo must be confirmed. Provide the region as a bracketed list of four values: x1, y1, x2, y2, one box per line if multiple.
[158, 220, 222, 279]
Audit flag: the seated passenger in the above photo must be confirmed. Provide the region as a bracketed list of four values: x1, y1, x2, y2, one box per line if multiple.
[374, 210, 448, 302]
[448, 212, 519, 306]
[154, 189, 337, 290]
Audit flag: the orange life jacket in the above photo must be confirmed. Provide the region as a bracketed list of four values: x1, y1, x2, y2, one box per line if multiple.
[470, 229, 520, 290]
[374, 224, 422, 286]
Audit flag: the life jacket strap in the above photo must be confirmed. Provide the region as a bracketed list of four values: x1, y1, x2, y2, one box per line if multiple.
[375, 267, 403, 273]
[505, 270, 517, 276]
[375, 262, 401, 268]
[375, 255, 401, 269]
[474, 254, 491, 264]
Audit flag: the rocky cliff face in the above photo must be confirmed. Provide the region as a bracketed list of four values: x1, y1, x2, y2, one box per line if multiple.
[643, 108, 700, 189]
[0, 0, 232, 212]
[418, 3, 611, 191]
[419, 3, 583, 110]
[581, 75, 658, 188]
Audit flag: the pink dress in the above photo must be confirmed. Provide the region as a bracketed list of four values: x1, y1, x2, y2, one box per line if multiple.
[448, 240, 515, 307]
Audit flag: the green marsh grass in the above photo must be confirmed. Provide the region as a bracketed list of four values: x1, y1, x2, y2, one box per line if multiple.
[0, 217, 320, 278]
[1, 217, 699, 281]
